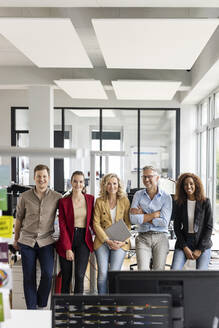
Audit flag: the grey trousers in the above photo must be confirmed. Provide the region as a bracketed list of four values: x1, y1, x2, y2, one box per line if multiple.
[136, 232, 169, 270]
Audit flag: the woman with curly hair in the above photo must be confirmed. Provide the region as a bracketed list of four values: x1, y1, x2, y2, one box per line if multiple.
[93, 173, 131, 294]
[171, 172, 213, 270]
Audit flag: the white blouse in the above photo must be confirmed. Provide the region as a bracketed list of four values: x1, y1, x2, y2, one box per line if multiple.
[187, 199, 196, 233]
[110, 206, 117, 224]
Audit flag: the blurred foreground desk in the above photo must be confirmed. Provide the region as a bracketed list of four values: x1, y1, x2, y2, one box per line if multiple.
[3, 310, 51, 328]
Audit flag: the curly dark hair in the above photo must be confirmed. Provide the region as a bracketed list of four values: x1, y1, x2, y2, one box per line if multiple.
[175, 172, 206, 205]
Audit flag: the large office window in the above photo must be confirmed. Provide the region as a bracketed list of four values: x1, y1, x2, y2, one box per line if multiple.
[197, 92, 219, 226]
[11, 107, 180, 196]
[201, 101, 208, 126]
[216, 128, 219, 225]
[92, 130, 121, 175]
[215, 93, 219, 119]
[102, 109, 137, 190]
[200, 130, 207, 191]
[214, 95, 219, 225]
[140, 110, 176, 188]
[55, 109, 100, 192]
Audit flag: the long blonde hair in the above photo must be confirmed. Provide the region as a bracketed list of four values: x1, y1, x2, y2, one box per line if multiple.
[99, 173, 126, 201]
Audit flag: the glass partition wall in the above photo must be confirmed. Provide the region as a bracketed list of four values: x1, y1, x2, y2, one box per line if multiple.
[11, 107, 29, 185]
[11, 107, 179, 197]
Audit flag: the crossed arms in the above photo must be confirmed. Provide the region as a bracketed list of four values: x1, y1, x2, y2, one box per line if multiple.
[130, 207, 160, 223]
[129, 192, 172, 228]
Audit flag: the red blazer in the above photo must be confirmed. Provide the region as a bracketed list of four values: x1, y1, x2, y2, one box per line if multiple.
[56, 194, 94, 258]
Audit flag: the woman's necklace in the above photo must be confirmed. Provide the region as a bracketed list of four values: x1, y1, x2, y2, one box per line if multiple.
[72, 195, 84, 208]
[108, 198, 117, 209]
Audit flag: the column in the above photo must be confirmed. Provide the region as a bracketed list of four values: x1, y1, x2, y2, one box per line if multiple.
[28, 86, 54, 187]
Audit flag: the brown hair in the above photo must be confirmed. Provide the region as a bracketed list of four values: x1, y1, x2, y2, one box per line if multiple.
[34, 164, 50, 177]
[99, 173, 126, 201]
[175, 172, 206, 205]
[71, 171, 86, 194]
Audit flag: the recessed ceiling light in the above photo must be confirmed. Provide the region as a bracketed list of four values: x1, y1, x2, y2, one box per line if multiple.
[0, 18, 92, 68]
[54, 79, 108, 99]
[92, 19, 219, 69]
[112, 80, 181, 100]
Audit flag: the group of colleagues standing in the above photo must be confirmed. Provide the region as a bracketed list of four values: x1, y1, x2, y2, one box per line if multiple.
[13, 164, 213, 309]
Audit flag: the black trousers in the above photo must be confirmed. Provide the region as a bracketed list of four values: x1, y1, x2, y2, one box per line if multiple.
[59, 228, 90, 294]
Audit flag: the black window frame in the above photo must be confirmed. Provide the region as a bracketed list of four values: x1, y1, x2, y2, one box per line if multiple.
[11, 107, 180, 189]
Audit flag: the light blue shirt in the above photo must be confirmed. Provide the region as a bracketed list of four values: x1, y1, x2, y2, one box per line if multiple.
[130, 188, 172, 233]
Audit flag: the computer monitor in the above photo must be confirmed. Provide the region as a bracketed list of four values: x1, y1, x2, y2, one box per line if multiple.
[108, 270, 219, 328]
[52, 294, 172, 328]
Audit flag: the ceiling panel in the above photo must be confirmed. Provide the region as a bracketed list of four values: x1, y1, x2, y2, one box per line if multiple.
[70, 109, 114, 117]
[0, 18, 93, 68]
[54, 79, 108, 99]
[0, 0, 99, 7]
[112, 80, 181, 100]
[1, 0, 219, 7]
[0, 34, 33, 66]
[97, 0, 219, 7]
[92, 19, 219, 69]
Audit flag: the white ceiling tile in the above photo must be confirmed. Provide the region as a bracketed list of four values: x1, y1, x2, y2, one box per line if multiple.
[92, 19, 219, 69]
[97, 0, 219, 7]
[54, 79, 108, 99]
[0, 18, 93, 68]
[70, 109, 114, 117]
[1, 1, 219, 7]
[112, 80, 181, 100]
[0, 0, 99, 7]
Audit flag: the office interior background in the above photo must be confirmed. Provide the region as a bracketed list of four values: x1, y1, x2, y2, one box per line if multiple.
[0, 1, 219, 229]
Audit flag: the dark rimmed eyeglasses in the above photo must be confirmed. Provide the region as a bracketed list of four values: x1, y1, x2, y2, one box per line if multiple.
[141, 175, 156, 180]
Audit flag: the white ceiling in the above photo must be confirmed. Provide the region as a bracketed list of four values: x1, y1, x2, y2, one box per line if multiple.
[182, 58, 219, 104]
[0, 18, 93, 68]
[70, 109, 114, 117]
[0, 6, 218, 103]
[54, 79, 108, 99]
[112, 80, 181, 100]
[92, 19, 219, 69]
[1, 0, 219, 7]
[0, 34, 33, 66]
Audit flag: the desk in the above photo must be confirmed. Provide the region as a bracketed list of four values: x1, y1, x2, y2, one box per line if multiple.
[2, 310, 51, 328]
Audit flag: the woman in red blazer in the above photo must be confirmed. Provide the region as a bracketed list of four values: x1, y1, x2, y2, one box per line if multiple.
[56, 171, 94, 294]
